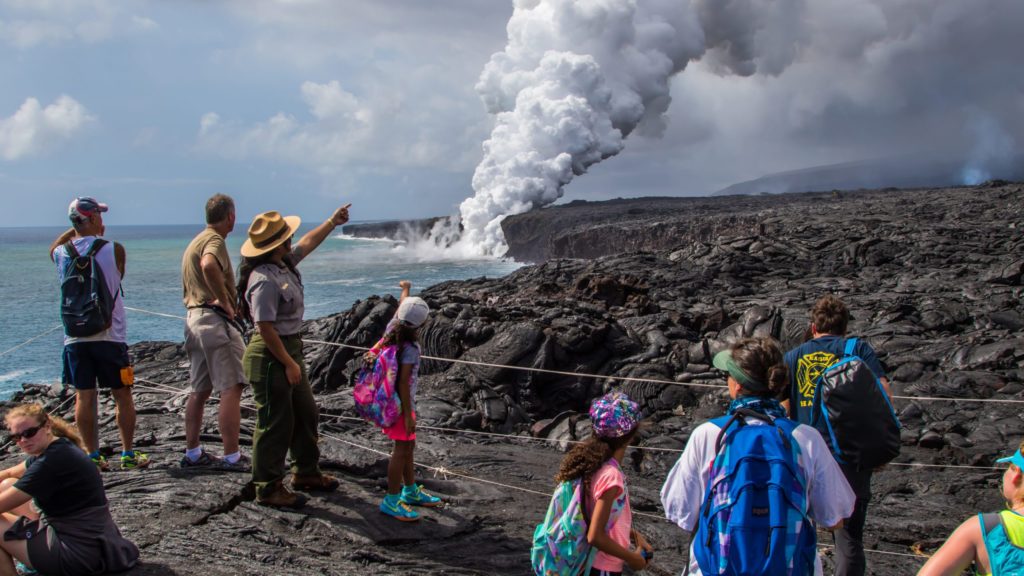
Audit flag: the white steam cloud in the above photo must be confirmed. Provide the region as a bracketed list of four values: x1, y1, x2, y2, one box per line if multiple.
[451, 0, 806, 256]
[446, 0, 1024, 257]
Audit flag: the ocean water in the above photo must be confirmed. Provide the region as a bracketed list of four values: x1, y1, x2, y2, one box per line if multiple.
[0, 224, 521, 398]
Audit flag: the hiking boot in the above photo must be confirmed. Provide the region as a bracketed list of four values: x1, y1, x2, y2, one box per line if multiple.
[180, 449, 220, 468]
[212, 454, 251, 472]
[90, 454, 109, 472]
[120, 451, 150, 470]
[401, 483, 442, 507]
[257, 483, 306, 509]
[291, 473, 340, 492]
[380, 494, 419, 522]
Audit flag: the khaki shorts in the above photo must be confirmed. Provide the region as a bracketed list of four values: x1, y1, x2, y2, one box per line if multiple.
[184, 308, 247, 394]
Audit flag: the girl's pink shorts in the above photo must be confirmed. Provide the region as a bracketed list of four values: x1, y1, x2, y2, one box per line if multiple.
[383, 411, 416, 441]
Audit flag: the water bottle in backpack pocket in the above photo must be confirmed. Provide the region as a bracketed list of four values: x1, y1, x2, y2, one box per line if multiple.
[812, 338, 901, 470]
[694, 409, 817, 576]
[352, 339, 402, 428]
[60, 239, 116, 338]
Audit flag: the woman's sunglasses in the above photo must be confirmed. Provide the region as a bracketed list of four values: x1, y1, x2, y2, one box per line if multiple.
[8, 424, 44, 443]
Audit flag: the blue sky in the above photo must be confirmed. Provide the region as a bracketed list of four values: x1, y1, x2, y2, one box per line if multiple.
[2, 0, 1022, 229]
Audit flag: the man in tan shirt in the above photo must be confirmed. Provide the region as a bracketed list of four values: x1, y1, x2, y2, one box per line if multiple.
[180, 194, 248, 470]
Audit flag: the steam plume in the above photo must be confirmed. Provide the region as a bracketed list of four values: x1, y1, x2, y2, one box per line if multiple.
[453, 0, 803, 256]
[450, 0, 1024, 256]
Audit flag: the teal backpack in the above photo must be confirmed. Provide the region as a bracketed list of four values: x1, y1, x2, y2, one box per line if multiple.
[531, 479, 595, 576]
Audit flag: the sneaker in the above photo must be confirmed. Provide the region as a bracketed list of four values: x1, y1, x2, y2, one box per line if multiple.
[180, 449, 220, 468]
[212, 454, 251, 472]
[257, 483, 306, 509]
[401, 483, 442, 507]
[90, 454, 109, 472]
[291, 473, 340, 492]
[120, 451, 150, 470]
[380, 494, 419, 521]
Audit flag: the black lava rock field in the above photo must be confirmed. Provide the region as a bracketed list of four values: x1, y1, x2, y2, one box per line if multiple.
[3, 182, 1022, 575]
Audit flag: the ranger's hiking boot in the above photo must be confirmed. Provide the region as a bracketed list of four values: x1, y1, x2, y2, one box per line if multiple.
[380, 494, 419, 521]
[401, 483, 441, 507]
[291, 473, 340, 492]
[257, 483, 306, 509]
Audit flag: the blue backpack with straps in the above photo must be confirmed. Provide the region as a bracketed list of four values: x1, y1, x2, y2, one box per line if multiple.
[694, 408, 816, 576]
[812, 338, 901, 469]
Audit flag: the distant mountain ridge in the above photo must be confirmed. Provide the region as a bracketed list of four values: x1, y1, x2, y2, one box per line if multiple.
[714, 155, 1024, 196]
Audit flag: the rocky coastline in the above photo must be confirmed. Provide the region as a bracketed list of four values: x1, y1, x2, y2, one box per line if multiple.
[3, 181, 1023, 575]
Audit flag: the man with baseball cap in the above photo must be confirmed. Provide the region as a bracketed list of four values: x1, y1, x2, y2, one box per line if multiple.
[49, 197, 148, 471]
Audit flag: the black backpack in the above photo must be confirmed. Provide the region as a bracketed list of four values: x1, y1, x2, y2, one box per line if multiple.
[811, 338, 901, 470]
[60, 239, 117, 337]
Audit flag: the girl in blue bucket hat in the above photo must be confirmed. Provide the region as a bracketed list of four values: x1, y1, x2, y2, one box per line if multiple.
[918, 441, 1024, 576]
[552, 391, 655, 575]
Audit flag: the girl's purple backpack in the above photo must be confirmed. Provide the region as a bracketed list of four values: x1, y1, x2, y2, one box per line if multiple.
[353, 338, 402, 427]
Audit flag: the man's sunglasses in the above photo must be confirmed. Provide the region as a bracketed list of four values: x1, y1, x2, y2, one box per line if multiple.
[7, 424, 44, 443]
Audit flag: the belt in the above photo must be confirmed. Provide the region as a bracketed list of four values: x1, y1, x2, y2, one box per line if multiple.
[189, 304, 246, 335]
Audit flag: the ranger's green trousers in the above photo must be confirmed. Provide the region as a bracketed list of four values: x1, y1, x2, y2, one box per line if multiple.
[243, 333, 322, 497]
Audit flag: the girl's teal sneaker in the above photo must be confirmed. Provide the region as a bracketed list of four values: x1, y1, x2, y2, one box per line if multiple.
[401, 483, 441, 507]
[380, 493, 419, 521]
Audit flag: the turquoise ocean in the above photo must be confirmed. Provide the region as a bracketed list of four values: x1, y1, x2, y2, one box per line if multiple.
[0, 224, 521, 398]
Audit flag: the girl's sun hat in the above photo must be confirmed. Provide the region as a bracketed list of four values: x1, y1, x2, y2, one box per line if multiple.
[997, 448, 1024, 469]
[396, 297, 430, 328]
[589, 391, 641, 438]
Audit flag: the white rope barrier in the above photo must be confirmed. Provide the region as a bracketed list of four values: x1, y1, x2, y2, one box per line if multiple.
[304, 338, 728, 389]
[131, 375, 1008, 472]
[124, 306, 185, 321]
[122, 304, 1024, 406]
[0, 324, 62, 358]
[305, 337, 1024, 404]
[317, 431, 925, 560]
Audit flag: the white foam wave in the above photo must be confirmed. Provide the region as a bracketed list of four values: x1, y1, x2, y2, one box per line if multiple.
[0, 368, 33, 384]
[333, 233, 399, 243]
[308, 277, 371, 286]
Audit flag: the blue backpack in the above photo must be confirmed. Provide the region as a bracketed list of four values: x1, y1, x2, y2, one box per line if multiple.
[694, 408, 816, 576]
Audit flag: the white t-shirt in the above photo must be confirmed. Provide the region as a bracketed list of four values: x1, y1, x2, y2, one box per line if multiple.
[660, 417, 856, 576]
[53, 236, 126, 344]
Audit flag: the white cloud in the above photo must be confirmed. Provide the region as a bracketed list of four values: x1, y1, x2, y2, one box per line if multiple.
[196, 79, 486, 174]
[0, 95, 95, 161]
[0, 0, 157, 48]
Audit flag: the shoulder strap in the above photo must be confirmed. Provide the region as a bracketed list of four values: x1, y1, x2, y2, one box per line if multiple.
[844, 337, 858, 357]
[713, 410, 767, 454]
[63, 240, 80, 259]
[87, 238, 108, 256]
[580, 477, 590, 530]
[981, 512, 1002, 535]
